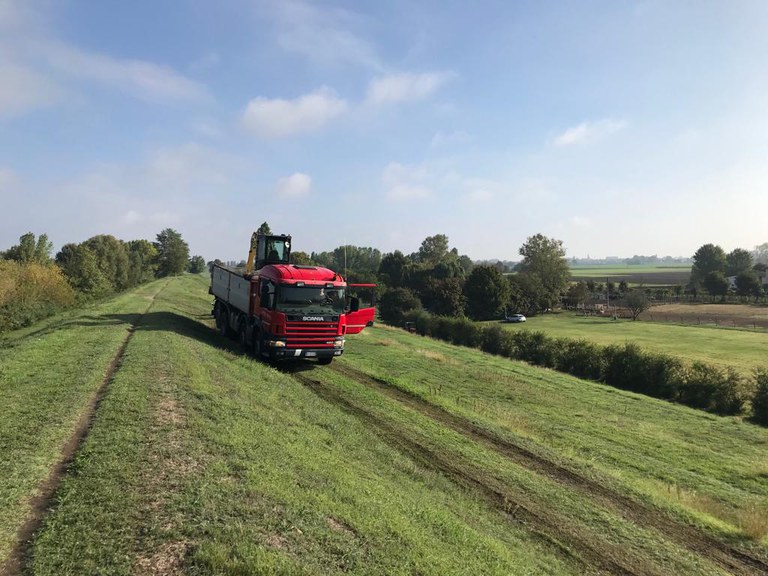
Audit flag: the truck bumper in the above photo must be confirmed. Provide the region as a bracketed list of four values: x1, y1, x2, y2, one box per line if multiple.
[270, 347, 343, 360]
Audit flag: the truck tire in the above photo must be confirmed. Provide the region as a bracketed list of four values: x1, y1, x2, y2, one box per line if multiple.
[216, 305, 228, 337]
[238, 321, 248, 351]
[253, 330, 263, 359]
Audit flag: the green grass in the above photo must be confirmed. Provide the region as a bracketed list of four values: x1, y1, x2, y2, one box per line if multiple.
[492, 313, 768, 375]
[4, 275, 767, 575]
[0, 280, 167, 566]
[24, 276, 583, 575]
[343, 328, 768, 546]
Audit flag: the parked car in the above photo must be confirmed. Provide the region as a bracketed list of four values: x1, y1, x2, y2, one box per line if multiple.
[504, 313, 526, 323]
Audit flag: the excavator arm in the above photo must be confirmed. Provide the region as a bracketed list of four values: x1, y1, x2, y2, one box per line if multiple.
[245, 232, 258, 275]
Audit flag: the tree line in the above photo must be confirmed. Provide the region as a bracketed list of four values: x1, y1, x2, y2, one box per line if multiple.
[687, 243, 768, 301]
[1, 229, 202, 331]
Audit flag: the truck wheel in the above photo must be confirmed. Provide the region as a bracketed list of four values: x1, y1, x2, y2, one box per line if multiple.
[253, 331, 263, 359]
[216, 306, 228, 337]
[318, 357, 333, 365]
[239, 322, 248, 351]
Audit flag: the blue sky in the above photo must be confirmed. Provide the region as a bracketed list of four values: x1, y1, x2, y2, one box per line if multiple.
[2, 0, 767, 262]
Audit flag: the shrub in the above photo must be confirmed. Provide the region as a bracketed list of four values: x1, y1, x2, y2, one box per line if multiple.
[0, 261, 75, 331]
[449, 317, 483, 348]
[432, 316, 455, 342]
[480, 325, 516, 357]
[511, 331, 558, 368]
[753, 370, 768, 425]
[678, 363, 749, 414]
[601, 343, 649, 393]
[642, 353, 687, 400]
[556, 339, 605, 381]
[379, 287, 422, 326]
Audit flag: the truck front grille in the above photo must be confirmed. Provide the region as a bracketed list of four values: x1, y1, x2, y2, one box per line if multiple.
[285, 321, 338, 348]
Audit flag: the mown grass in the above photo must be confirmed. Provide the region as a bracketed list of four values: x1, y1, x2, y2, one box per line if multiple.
[26, 276, 584, 575]
[0, 280, 166, 566]
[7, 274, 768, 575]
[494, 312, 768, 375]
[342, 326, 768, 551]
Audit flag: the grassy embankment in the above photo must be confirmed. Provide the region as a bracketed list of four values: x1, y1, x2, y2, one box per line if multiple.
[493, 313, 768, 375]
[4, 276, 579, 575]
[2, 274, 767, 575]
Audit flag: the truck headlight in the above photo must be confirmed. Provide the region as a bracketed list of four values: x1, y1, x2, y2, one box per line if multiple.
[269, 340, 286, 347]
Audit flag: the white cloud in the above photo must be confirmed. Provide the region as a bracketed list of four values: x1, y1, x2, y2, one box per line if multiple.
[382, 161, 434, 201]
[366, 71, 454, 105]
[553, 119, 627, 146]
[272, 0, 379, 69]
[0, 62, 60, 118]
[45, 44, 207, 102]
[276, 172, 311, 198]
[242, 87, 347, 137]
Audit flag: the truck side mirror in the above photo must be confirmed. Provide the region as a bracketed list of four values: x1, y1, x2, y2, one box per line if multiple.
[349, 297, 360, 312]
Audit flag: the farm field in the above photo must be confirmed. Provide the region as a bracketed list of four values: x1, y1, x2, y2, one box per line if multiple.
[496, 312, 768, 375]
[1, 274, 767, 575]
[569, 264, 691, 286]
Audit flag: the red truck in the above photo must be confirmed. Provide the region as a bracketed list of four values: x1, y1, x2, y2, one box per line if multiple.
[210, 232, 375, 364]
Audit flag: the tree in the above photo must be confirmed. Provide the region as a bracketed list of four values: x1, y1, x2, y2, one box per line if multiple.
[55, 243, 111, 298]
[126, 239, 158, 286]
[378, 288, 422, 325]
[188, 255, 207, 274]
[3, 232, 52, 265]
[725, 248, 753, 277]
[378, 250, 409, 288]
[624, 289, 650, 320]
[422, 277, 466, 317]
[754, 242, 768, 266]
[735, 272, 763, 301]
[256, 221, 272, 235]
[154, 228, 190, 277]
[417, 234, 450, 265]
[618, 280, 629, 296]
[290, 251, 312, 265]
[703, 271, 729, 302]
[84, 235, 130, 291]
[464, 265, 510, 321]
[564, 282, 588, 309]
[516, 234, 570, 313]
[691, 244, 726, 285]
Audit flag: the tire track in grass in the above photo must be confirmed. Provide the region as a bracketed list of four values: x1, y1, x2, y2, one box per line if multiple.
[1, 281, 170, 576]
[289, 372, 644, 576]
[329, 362, 768, 576]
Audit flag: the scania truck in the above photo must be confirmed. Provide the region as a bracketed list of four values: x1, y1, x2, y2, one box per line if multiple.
[210, 232, 375, 364]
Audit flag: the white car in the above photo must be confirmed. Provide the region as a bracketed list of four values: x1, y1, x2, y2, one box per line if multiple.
[504, 313, 526, 323]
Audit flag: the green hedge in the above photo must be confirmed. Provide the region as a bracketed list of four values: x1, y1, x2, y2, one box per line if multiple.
[400, 311, 763, 423]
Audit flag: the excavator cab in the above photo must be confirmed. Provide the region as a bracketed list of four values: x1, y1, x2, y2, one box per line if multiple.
[246, 233, 292, 274]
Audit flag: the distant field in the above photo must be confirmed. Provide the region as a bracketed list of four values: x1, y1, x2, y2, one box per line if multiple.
[569, 264, 691, 286]
[496, 312, 768, 374]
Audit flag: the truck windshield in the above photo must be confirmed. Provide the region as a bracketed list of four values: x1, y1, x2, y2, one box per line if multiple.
[276, 285, 346, 315]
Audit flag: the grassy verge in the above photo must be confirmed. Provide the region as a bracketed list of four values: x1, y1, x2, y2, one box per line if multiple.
[0, 280, 166, 567]
[27, 276, 584, 575]
[495, 312, 768, 374]
[342, 326, 768, 551]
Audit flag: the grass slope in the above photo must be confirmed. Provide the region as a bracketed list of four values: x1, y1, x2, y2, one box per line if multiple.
[25, 276, 580, 575]
[342, 327, 768, 549]
[3, 274, 766, 575]
[0, 280, 166, 566]
[495, 313, 768, 374]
